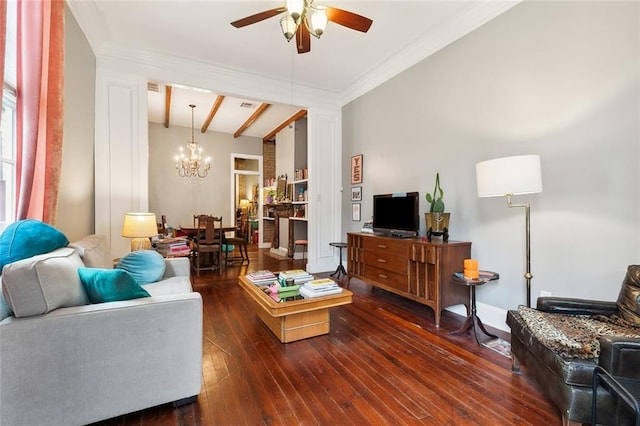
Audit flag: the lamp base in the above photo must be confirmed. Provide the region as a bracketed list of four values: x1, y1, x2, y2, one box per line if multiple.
[130, 238, 151, 251]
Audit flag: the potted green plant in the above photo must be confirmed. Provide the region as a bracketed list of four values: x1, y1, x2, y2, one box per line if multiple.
[425, 172, 450, 241]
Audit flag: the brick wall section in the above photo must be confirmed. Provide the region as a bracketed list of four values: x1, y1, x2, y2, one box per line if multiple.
[262, 141, 276, 244]
[263, 141, 276, 182]
[262, 221, 274, 245]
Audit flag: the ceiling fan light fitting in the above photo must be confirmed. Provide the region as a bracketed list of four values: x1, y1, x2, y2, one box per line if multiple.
[306, 6, 327, 38]
[280, 15, 298, 41]
[286, 0, 305, 23]
[231, 1, 372, 54]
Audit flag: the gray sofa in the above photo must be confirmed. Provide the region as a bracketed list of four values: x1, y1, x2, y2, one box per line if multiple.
[0, 235, 203, 426]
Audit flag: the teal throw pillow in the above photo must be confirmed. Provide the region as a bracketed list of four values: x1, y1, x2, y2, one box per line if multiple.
[78, 268, 150, 303]
[116, 250, 166, 284]
[0, 219, 69, 272]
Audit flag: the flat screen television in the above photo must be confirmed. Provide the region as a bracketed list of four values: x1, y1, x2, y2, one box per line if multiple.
[373, 192, 419, 238]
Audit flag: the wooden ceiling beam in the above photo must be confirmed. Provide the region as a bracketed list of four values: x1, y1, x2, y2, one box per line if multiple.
[201, 95, 225, 133]
[164, 85, 172, 128]
[262, 109, 307, 142]
[234, 103, 271, 139]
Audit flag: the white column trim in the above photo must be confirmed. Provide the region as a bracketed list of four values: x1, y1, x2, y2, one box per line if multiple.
[94, 68, 149, 258]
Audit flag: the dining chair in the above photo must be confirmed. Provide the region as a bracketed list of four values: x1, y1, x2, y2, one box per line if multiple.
[190, 215, 223, 276]
[157, 214, 167, 235]
[224, 214, 250, 264]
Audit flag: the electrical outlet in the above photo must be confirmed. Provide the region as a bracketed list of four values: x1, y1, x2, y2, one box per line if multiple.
[540, 290, 552, 297]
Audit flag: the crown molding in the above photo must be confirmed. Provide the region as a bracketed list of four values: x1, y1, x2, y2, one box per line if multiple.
[94, 43, 342, 112]
[340, 1, 521, 106]
[69, 0, 519, 109]
[65, 0, 110, 54]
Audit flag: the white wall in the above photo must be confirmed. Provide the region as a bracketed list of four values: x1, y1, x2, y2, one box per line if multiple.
[342, 2, 639, 318]
[58, 5, 95, 240]
[275, 124, 295, 182]
[148, 122, 262, 228]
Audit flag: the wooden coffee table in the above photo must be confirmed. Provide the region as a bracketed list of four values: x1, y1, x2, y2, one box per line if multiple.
[237, 274, 353, 343]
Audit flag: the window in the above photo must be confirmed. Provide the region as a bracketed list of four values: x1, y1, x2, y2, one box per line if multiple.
[0, 92, 15, 227]
[1, 0, 17, 230]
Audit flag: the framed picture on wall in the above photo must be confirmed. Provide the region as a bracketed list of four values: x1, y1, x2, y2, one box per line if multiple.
[352, 203, 361, 221]
[351, 154, 363, 184]
[351, 186, 362, 202]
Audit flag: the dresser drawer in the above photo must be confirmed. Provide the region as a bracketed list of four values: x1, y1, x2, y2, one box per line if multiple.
[363, 250, 408, 274]
[364, 264, 408, 292]
[363, 237, 409, 255]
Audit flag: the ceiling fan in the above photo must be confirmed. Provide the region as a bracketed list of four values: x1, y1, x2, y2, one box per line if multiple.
[230, 0, 373, 54]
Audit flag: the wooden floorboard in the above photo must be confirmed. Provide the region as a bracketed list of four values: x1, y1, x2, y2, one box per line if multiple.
[95, 245, 561, 425]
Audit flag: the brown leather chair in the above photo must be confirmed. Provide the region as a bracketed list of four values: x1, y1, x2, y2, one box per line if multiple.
[190, 215, 223, 276]
[507, 265, 640, 425]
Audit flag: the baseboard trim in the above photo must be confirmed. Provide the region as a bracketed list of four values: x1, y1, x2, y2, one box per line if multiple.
[446, 303, 509, 333]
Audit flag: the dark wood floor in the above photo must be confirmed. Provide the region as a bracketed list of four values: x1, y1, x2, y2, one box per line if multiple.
[98, 245, 561, 425]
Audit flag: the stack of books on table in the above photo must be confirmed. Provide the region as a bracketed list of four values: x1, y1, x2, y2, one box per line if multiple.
[278, 269, 314, 285]
[262, 281, 301, 302]
[246, 270, 277, 286]
[299, 278, 343, 298]
[155, 237, 190, 257]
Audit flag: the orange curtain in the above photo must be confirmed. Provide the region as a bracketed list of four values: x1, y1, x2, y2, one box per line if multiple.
[16, 0, 64, 224]
[0, 1, 6, 127]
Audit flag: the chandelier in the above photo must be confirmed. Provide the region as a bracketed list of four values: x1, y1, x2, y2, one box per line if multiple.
[175, 104, 211, 178]
[279, 0, 328, 41]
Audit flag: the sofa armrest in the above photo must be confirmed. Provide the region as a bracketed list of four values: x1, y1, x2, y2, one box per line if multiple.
[163, 256, 191, 278]
[599, 336, 640, 379]
[536, 297, 619, 316]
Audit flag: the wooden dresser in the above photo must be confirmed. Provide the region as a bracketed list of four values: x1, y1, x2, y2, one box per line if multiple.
[347, 232, 471, 327]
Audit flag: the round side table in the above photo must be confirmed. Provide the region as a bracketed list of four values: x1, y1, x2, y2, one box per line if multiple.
[451, 271, 499, 345]
[329, 242, 347, 280]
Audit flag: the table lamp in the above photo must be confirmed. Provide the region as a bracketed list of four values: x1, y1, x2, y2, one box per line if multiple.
[122, 212, 158, 251]
[475, 155, 542, 307]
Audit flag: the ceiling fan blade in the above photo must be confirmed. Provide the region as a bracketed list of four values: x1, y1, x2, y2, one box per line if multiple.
[296, 25, 311, 54]
[325, 7, 373, 33]
[231, 7, 287, 28]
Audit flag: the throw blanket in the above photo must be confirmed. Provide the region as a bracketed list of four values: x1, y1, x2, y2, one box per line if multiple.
[517, 305, 640, 359]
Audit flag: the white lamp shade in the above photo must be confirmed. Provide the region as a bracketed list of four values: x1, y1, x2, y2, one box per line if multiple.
[286, 0, 305, 21]
[122, 212, 158, 238]
[280, 15, 297, 41]
[476, 155, 542, 197]
[307, 6, 328, 37]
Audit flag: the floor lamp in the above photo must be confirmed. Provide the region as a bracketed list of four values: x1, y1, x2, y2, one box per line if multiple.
[475, 155, 542, 307]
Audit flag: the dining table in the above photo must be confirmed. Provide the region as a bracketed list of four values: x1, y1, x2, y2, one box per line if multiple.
[178, 225, 238, 238]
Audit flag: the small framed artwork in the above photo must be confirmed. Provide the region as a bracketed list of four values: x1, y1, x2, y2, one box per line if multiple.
[351, 186, 362, 202]
[351, 154, 363, 184]
[352, 203, 361, 221]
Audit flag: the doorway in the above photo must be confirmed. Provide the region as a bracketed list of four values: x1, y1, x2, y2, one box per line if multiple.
[230, 153, 262, 246]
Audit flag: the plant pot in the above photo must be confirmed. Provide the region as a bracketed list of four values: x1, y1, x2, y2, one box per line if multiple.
[424, 212, 450, 242]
